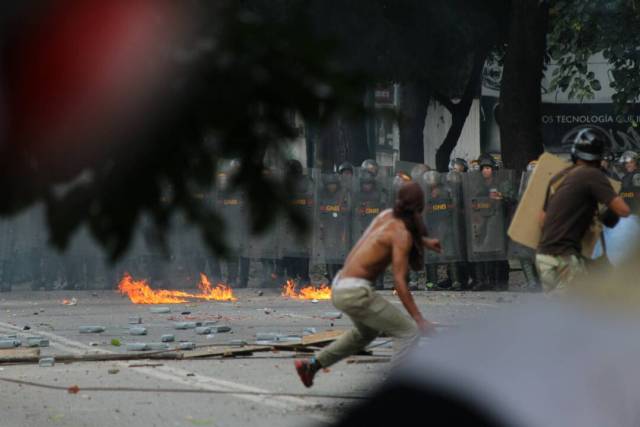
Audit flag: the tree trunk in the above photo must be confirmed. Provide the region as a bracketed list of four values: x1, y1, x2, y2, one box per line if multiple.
[434, 51, 487, 172]
[499, 0, 548, 171]
[399, 81, 430, 163]
[317, 116, 370, 172]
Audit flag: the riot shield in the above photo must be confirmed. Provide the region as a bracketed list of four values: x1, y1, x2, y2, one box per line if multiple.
[620, 171, 640, 214]
[0, 219, 15, 291]
[311, 173, 352, 265]
[279, 172, 314, 258]
[214, 187, 248, 257]
[462, 169, 517, 262]
[351, 173, 390, 247]
[508, 171, 535, 260]
[421, 171, 465, 264]
[246, 169, 282, 261]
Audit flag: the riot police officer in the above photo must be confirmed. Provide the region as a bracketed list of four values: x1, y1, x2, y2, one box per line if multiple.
[449, 158, 469, 174]
[338, 162, 354, 178]
[619, 151, 640, 214]
[601, 150, 618, 180]
[361, 159, 379, 178]
[314, 173, 351, 283]
[277, 159, 313, 285]
[466, 156, 514, 291]
[211, 160, 250, 288]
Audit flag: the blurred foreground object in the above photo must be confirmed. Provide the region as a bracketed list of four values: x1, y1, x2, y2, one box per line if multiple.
[335, 250, 640, 427]
[0, 0, 363, 259]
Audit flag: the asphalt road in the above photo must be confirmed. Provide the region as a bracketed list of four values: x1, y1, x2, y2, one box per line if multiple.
[0, 289, 541, 427]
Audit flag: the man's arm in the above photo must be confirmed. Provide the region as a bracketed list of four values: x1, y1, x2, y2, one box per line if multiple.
[421, 236, 442, 253]
[589, 170, 631, 218]
[539, 211, 546, 228]
[393, 231, 434, 335]
[608, 196, 631, 218]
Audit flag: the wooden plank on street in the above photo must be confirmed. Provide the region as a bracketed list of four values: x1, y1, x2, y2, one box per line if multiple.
[0, 347, 40, 362]
[301, 330, 344, 347]
[182, 345, 271, 359]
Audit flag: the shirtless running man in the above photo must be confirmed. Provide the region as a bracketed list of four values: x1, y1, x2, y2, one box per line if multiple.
[295, 181, 441, 387]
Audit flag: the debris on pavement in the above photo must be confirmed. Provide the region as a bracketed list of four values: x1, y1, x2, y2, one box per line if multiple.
[110, 339, 121, 347]
[108, 368, 120, 375]
[174, 322, 197, 330]
[126, 343, 148, 352]
[27, 337, 49, 347]
[61, 298, 78, 306]
[161, 334, 175, 343]
[149, 307, 171, 314]
[128, 327, 148, 336]
[0, 339, 20, 349]
[194, 326, 213, 335]
[177, 342, 196, 351]
[38, 357, 55, 367]
[79, 326, 106, 334]
[146, 343, 170, 351]
[321, 312, 343, 320]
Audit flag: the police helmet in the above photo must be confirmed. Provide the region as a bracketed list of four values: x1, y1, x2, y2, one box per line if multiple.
[449, 158, 469, 172]
[423, 171, 440, 187]
[478, 155, 497, 170]
[619, 150, 639, 164]
[285, 159, 303, 177]
[392, 174, 410, 193]
[571, 128, 606, 162]
[410, 164, 430, 181]
[338, 161, 354, 175]
[526, 160, 538, 173]
[361, 159, 379, 177]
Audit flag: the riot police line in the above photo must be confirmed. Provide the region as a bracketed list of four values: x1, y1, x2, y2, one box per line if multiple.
[0, 157, 551, 292]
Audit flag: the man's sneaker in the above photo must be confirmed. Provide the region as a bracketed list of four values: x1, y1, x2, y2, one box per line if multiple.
[294, 359, 316, 388]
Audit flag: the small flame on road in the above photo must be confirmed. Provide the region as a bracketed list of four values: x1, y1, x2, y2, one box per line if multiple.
[281, 280, 331, 300]
[117, 273, 237, 304]
[197, 273, 237, 302]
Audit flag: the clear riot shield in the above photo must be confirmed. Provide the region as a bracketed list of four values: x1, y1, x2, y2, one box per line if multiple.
[279, 172, 315, 259]
[312, 173, 352, 265]
[620, 171, 640, 215]
[351, 172, 390, 247]
[462, 169, 517, 262]
[0, 219, 15, 291]
[508, 171, 535, 260]
[421, 171, 465, 264]
[214, 187, 248, 257]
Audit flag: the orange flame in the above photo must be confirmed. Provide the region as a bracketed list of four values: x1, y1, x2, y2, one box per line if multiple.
[196, 273, 237, 302]
[281, 279, 332, 300]
[117, 273, 237, 304]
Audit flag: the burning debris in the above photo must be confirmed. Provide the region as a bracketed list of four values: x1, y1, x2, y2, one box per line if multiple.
[117, 273, 237, 304]
[281, 280, 332, 300]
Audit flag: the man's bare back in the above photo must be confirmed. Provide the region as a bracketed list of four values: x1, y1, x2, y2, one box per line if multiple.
[342, 209, 405, 281]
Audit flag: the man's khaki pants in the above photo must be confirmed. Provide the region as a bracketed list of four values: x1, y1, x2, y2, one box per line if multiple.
[535, 253, 587, 295]
[316, 281, 418, 368]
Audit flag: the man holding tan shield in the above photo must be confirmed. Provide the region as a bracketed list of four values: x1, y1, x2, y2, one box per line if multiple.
[536, 128, 630, 293]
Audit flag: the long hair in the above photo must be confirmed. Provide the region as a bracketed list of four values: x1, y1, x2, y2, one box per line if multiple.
[393, 182, 428, 271]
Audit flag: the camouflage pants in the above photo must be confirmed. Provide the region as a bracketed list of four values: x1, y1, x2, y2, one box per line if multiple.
[316, 276, 418, 368]
[535, 253, 587, 295]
